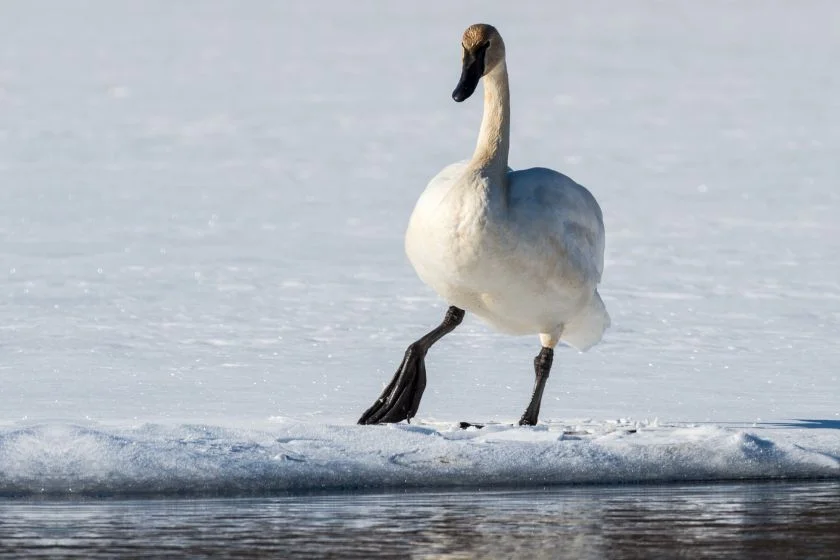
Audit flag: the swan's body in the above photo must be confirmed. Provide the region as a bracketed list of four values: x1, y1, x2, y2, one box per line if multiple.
[359, 23, 609, 426]
[406, 162, 609, 350]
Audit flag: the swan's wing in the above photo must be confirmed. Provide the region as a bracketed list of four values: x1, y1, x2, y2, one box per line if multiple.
[506, 167, 606, 285]
[423, 160, 470, 193]
[409, 160, 472, 224]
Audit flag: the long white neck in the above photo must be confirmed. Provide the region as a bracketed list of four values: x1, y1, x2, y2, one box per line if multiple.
[469, 61, 510, 180]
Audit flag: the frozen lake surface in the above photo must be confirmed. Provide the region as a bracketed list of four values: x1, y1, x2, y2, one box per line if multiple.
[2, 482, 839, 559]
[1, 1, 838, 493]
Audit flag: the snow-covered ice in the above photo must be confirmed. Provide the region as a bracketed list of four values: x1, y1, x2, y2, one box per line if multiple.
[1, 1, 839, 495]
[1, 420, 837, 496]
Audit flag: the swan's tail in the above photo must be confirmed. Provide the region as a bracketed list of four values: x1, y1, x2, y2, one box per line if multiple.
[561, 290, 611, 351]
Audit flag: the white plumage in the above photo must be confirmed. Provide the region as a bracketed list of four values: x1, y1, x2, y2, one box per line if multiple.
[406, 162, 609, 351]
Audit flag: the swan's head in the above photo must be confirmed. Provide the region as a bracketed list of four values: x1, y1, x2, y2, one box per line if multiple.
[452, 23, 506, 103]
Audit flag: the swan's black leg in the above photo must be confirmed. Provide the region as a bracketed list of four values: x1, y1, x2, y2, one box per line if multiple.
[518, 347, 554, 426]
[358, 306, 465, 425]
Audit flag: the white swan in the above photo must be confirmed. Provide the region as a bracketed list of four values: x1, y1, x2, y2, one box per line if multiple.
[359, 23, 609, 426]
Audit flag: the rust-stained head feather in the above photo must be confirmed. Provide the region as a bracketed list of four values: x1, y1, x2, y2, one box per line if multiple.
[461, 23, 498, 49]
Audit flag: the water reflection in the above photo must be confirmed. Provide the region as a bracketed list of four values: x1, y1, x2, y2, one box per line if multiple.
[1, 482, 838, 558]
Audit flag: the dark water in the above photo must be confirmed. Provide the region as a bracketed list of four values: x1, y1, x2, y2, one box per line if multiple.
[1, 482, 838, 559]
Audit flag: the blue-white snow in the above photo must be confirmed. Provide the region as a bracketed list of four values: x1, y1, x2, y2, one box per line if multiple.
[1, 1, 839, 496]
[0, 420, 838, 496]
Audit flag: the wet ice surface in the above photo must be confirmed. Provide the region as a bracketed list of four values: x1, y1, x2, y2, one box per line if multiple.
[1, 0, 839, 493]
[1, 482, 839, 559]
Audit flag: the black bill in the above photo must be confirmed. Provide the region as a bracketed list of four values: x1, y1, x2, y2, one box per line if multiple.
[452, 43, 488, 102]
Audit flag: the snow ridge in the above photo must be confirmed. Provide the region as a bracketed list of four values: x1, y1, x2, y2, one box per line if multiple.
[0, 420, 837, 497]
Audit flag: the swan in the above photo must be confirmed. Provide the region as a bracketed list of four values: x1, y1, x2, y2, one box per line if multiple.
[359, 23, 609, 426]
